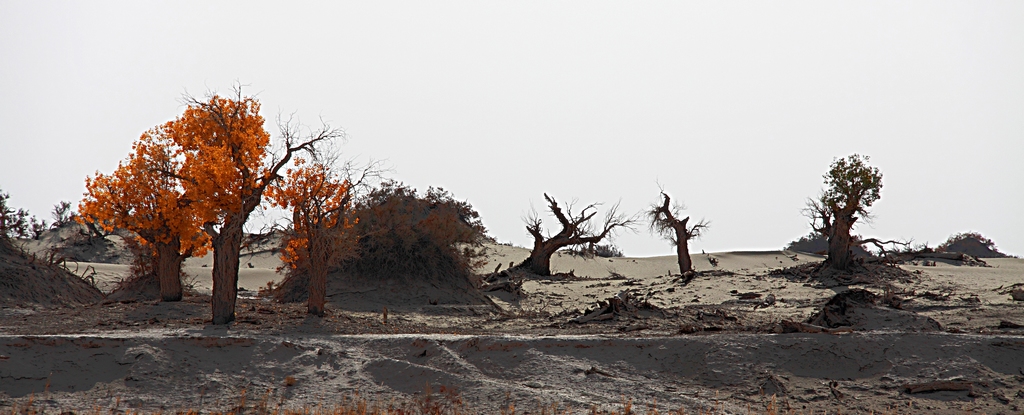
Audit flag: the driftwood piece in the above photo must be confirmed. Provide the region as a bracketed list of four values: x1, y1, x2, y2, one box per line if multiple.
[1011, 289, 1024, 301]
[584, 366, 615, 377]
[571, 290, 654, 324]
[828, 380, 844, 401]
[998, 320, 1024, 329]
[903, 381, 973, 394]
[781, 320, 853, 335]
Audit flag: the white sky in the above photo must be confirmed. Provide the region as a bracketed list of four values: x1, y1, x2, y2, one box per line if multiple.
[1, 1, 1022, 257]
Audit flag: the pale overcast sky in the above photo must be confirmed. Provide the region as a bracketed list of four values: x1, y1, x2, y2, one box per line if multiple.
[1, 1, 1022, 257]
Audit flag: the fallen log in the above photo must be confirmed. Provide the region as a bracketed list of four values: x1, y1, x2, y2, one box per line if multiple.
[998, 320, 1024, 329]
[584, 366, 615, 378]
[781, 320, 853, 335]
[903, 381, 973, 394]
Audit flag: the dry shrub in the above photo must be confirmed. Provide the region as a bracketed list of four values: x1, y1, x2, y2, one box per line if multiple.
[937, 231, 1010, 258]
[348, 181, 488, 279]
[784, 232, 870, 258]
[0, 237, 103, 306]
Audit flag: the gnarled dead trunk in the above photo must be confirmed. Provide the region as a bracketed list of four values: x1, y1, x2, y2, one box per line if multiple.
[676, 238, 693, 275]
[516, 194, 634, 276]
[648, 192, 707, 278]
[522, 242, 561, 276]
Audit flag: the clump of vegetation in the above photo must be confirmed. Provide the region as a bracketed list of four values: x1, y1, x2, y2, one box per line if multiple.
[0, 187, 52, 241]
[785, 232, 870, 258]
[0, 187, 31, 240]
[937, 232, 1010, 258]
[561, 243, 625, 259]
[349, 180, 488, 278]
[803, 154, 910, 271]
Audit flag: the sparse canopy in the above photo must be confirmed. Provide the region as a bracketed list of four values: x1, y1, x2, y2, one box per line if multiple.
[805, 154, 883, 271]
[647, 192, 708, 280]
[267, 157, 357, 316]
[517, 194, 636, 276]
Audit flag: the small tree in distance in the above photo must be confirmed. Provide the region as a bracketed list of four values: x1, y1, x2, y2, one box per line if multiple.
[648, 191, 708, 281]
[516, 194, 636, 276]
[804, 154, 883, 271]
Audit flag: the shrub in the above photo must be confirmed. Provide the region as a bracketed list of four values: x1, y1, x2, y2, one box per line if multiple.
[785, 232, 871, 257]
[348, 181, 488, 278]
[0, 188, 31, 240]
[937, 232, 1009, 258]
[562, 243, 625, 258]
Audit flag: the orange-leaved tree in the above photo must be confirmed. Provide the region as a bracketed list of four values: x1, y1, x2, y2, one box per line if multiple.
[79, 123, 209, 301]
[174, 89, 340, 324]
[267, 157, 357, 316]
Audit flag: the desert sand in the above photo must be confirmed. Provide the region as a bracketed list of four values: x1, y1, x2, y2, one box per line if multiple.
[2, 235, 1024, 414]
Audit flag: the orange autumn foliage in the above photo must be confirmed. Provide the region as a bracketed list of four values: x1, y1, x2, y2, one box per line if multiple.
[171, 89, 338, 323]
[172, 94, 274, 222]
[267, 158, 356, 316]
[79, 122, 210, 301]
[80, 123, 210, 255]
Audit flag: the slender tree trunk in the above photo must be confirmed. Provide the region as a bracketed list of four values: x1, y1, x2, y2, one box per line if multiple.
[676, 237, 693, 275]
[211, 222, 243, 324]
[307, 232, 328, 317]
[826, 217, 854, 271]
[155, 240, 184, 302]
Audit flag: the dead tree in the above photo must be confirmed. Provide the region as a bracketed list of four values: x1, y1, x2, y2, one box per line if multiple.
[516, 194, 636, 276]
[647, 192, 708, 280]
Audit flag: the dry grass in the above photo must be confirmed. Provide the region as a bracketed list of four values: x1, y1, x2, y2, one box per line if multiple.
[3, 386, 957, 415]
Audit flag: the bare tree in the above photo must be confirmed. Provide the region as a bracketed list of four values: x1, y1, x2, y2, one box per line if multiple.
[516, 194, 637, 276]
[647, 192, 708, 281]
[50, 201, 75, 229]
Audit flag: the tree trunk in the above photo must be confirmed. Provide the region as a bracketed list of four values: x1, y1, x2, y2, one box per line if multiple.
[523, 243, 559, 276]
[154, 240, 184, 302]
[676, 237, 693, 275]
[211, 222, 243, 325]
[307, 232, 328, 317]
[826, 217, 854, 271]
[308, 265, 327, 316]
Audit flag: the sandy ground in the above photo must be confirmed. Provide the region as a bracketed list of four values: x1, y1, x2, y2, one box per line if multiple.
[2, 241, 1024, 414]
